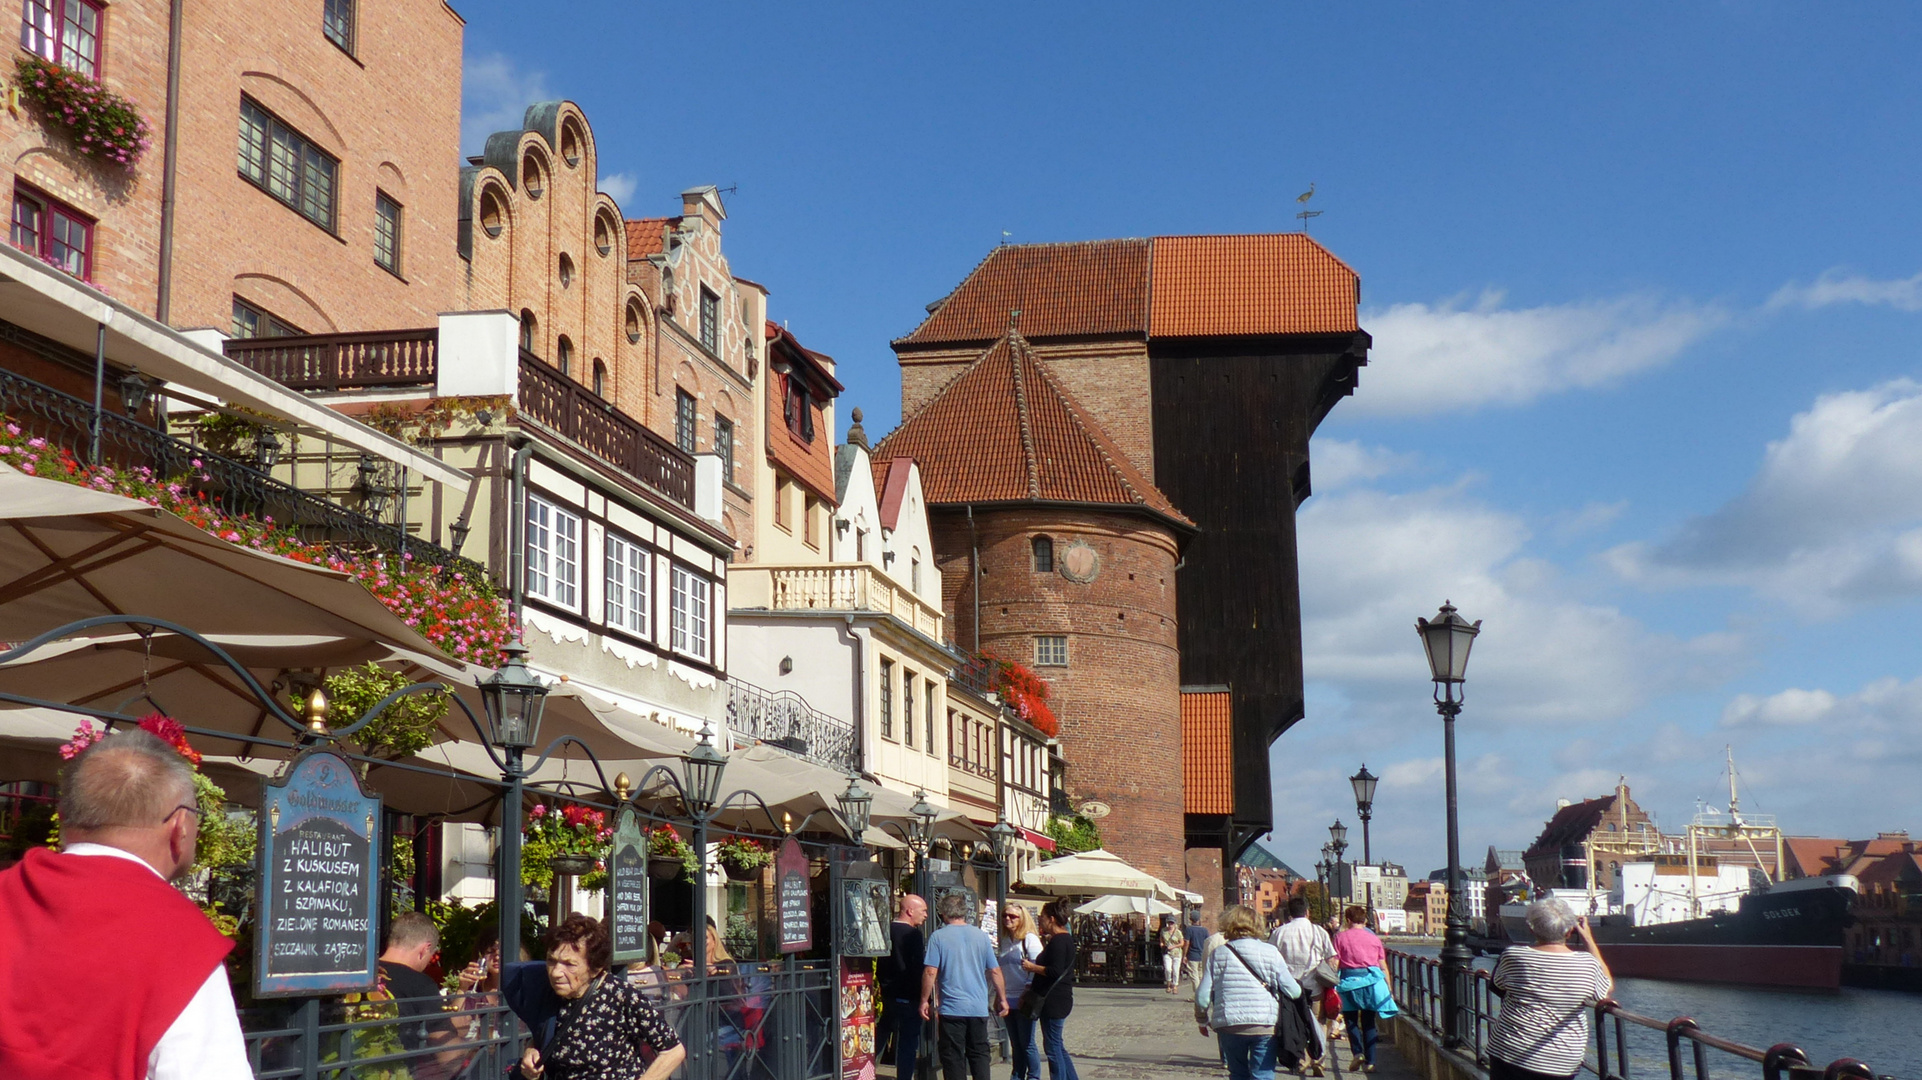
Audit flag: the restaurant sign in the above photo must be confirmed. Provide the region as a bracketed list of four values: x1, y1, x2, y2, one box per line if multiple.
[254, 748, 381, 997]
[776, 835, 812, 954]
[609, 806, 651, 965]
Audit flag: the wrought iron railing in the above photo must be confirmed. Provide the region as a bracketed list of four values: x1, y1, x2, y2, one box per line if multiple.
[727, 676, 859, 773]
[242, 994, 522, 1079]
[0, 366, 485, 579]
[224, 328, 439, 391]
[517, 350, 696, 508]
[952, 651, 1000, 700]
[1385, 948, 1886, 1080]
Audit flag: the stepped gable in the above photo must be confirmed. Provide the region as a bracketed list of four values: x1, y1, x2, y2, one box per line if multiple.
[1149, 233, 1360, 338]
[896, 238, 1151, 345]
[894, 233, 1359, 346]
[874, 330, 1192, 527]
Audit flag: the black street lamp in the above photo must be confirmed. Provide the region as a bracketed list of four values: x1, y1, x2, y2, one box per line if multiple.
[989, 817, 1019, 924]
[1328, 820, 1349, 910]
[908, 789, 938, 898]
[836, 773, 874, 839]
[254, 428, 283, 471]
[118, 366, 154, 416]
[1417, 599, 1481, 1049]
[477, 641, 551, 968]
[680, 724, 730, 996]
[1350, 764, 1378, 916]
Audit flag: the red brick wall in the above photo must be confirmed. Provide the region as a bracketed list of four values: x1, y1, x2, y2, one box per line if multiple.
[932, 505, 1185, 886]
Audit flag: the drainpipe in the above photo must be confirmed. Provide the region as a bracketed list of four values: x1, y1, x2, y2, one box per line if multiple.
[155, 0, 183, 322]
[840, 615, 866, 774]
[967, 504, 980, 654]
[509, 440, 533, 621]
[88, 320, 106, 463]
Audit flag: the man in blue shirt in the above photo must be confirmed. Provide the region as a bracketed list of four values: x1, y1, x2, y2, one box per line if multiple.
[1182, 910, 1212, 995]
[920, 892, 1007, 1080]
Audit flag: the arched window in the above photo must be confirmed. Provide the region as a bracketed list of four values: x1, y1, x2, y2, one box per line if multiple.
[1032, 536, 1054, 573]
[519, 309, 537, 355]
[625, 299, 644, 344]
[556, 335, 574, 378]
[592, 359, 606, 397]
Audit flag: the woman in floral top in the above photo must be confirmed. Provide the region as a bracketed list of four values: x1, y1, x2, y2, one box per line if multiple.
[514, 914, 684, 1080]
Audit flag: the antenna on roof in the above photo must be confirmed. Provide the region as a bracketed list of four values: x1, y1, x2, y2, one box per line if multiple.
[718, 184, 739, 196]
[1295, 182, 1322, 234]
[1000, 230, 1014, 246]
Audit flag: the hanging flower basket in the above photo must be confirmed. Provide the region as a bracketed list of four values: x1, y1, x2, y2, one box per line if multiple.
[718, 837, 771, 881]
[548, 853, 596, 877]
[648, 856, 686, 881]
[647, 824, 698, 880]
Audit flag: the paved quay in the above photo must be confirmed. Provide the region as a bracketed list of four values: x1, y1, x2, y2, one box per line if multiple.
[892, 987, 1423, 1080]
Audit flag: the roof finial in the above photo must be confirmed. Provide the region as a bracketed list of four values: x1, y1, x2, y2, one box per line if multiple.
[847, 407, 869, 450]
[1009, 308, 1022, 335]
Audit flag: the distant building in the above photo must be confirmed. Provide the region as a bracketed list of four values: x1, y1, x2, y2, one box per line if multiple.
[1524, 781, 1662, 892]
[1406, 881, 1448, 937]
[1428, 867, 1490, 925]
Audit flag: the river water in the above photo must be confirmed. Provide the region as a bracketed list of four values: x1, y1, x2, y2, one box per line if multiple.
[1396, 945, 1920, 1078]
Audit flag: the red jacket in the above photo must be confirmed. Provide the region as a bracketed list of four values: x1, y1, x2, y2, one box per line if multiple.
[0, 847, 233, 1079]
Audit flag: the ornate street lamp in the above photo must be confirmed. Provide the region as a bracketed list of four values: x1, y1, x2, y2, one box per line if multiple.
[1328, 819, 1347, 850]
[1328, 821, 1349, 910]
[681, 724, 728, 818]
[1351, 764, 1379, 915]
[989, 817, 1020, 924]
[836, 773, 874, 839]
[476, 640, 551, 987]
[1417, 600, 1481, 1049]
[356, 454, 393, 520]
[908, 789, 938, 898]
[254, 428, 282, 471]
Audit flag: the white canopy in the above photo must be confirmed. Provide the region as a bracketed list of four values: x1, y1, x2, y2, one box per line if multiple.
[1074, 894, 1179, 917]
[1016, 848, 1181, 902]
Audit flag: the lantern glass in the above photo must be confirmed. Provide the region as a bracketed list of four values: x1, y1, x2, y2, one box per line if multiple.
[255, 429, 282, 470]
[1329, 819, 1348, 847]
[908, 789, 938, 849]
[478, 642, 548, 750]
[836, 775, 873, 838]
[1417, 601, 1481, 684]
[682, 726, 728, 816]
[118, 367, 152, 414]
[1349, 765, 1378, 811]
[989, 818, 1019, 865]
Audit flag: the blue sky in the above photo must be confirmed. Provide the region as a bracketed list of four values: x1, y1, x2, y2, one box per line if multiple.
[454, 3, 1922, 875]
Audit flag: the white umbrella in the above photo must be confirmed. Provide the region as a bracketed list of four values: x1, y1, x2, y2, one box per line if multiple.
[1074, 894, 1179, 917]
[1017, 848, 1181, 902]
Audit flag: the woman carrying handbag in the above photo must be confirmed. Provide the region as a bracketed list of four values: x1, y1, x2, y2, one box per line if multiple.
[1195, 906, 1305, 1080]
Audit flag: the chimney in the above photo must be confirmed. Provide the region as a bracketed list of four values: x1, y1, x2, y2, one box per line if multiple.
[680, 185, 726, 229]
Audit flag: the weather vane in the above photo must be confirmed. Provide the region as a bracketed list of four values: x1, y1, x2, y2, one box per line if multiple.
[1295, 182, 1321, 233]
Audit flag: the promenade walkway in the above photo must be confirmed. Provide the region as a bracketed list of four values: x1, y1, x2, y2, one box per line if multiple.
[1041, 986, 1421, 1080]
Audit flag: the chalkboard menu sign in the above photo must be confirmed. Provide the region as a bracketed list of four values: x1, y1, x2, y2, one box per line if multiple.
[776, 836, 812, 954]
[253, 748, 381, 997]
[609, 806, 650, 966]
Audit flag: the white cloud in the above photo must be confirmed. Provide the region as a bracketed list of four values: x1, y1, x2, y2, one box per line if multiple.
[1350, 291, 1726, 417]
[1720, 687, 1838, 727]
[1608, 377, 1922, 614]
[599, 172, 638, 208]
[1309, 438, 1416, 492]
[462, 52, 553, 156]
[1769, 269, 1922, 312]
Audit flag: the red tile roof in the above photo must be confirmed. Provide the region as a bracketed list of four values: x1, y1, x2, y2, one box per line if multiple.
[625, 217, 675, 260]
[1524, 796, 1616, 859]
[895, 233, 1357, 347]
[1149, 234, 1359, 338]
[898, 239, 1150, 345]
[873, 331, 1192, 526]
[876, 458, 912, 530]
[1182, 691, 1234, 815]
[1782, 837, 1849, 879]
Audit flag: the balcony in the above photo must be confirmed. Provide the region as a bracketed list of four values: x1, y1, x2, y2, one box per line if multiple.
[730, 563, 943, 641]
[517, 351, 695, 508]
[0, 365, 479, 576]
[224, 329, 438, 392]
[952, 652, 1000, 701]
[726, 676, 858, 773]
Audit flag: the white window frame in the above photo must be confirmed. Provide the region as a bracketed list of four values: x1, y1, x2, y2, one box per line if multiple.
[1035, 634, 1068, 667]
[604, 532, 651, 638]
[525, 495, 580, 609]
[670, 562, 712, 662]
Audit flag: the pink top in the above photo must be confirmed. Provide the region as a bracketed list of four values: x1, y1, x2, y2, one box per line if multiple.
[1333, 926, 1386, 970]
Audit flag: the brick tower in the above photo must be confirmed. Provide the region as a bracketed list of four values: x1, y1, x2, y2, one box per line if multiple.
[875, 329, 1194, 886]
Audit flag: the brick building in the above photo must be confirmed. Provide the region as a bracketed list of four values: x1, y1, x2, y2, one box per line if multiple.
[1524, 782, 1661, 892]
[876, 328, 1192, 887]
[892, 235, 1369, 901]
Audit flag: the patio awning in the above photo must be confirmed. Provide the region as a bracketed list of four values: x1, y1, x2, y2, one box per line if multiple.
[1016, 848, 1181, 902]
[0, 242, 467, 490]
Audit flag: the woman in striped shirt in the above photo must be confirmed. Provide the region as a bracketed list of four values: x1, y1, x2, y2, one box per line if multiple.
[1488, 899, 1614, 1080]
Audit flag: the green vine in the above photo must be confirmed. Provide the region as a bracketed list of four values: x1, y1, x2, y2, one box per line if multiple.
[290, 664, 449, 764]
[1043, 814, 1101, 859]
[365, 396, 514, 446]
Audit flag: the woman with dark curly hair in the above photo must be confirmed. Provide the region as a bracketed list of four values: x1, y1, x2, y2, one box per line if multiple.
[502, 913, 685, 1080]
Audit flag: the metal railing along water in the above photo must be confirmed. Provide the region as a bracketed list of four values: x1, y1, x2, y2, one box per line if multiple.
[0, 367, 484, 578]
[726, 675, 859, 773]
[1385, 948, 1885, 1080]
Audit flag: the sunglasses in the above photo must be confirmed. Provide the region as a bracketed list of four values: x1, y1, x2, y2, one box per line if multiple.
[166, 804, 204, 825]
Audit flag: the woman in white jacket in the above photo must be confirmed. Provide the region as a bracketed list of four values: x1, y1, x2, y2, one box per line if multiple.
[1196, 906, 1302, 1080]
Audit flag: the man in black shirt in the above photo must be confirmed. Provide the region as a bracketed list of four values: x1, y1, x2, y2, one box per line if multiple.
[377, 912, 463, 1077]
[876, 893, 928, 1079]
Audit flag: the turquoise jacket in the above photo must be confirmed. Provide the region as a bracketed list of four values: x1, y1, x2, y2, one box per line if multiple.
[1335, 966, 1400, 1017]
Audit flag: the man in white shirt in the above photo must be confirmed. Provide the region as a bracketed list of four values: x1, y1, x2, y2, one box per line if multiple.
[0, 727, 251, 1079]
[1270, 897, 1335, 1076]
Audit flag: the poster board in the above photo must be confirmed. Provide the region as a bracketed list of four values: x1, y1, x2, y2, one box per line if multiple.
[777, 836, 813, 954]
[839, 958, 876, 1080]
[837, 861, 893, 958]
[253, 748, 381, 997]
[609, 806, 650, 965]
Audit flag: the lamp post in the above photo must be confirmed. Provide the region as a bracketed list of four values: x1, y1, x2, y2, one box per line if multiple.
[477, 641, 550, 968]
[681, 724, 728, 1024]
[908, 789, 938, 899]
[1350, 764, 1378, 918]
[1328, 820, 1349, 911]
[989, 818, 1019, 927]
[1417, 600, 1481, 1049]
[836, 773, 874, 840]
